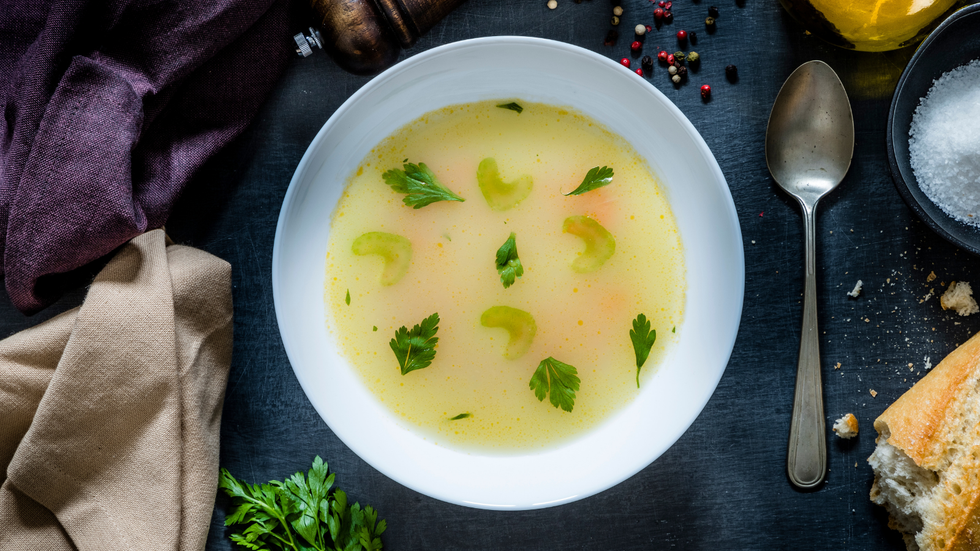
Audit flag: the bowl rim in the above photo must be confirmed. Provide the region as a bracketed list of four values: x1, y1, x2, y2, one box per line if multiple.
[272, 35, 745, 510]
[886, 2, 980, 255]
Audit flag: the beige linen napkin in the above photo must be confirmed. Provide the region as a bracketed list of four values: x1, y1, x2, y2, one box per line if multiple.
[0, 229, 232, 550]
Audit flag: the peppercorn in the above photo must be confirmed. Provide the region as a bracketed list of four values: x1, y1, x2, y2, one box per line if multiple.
[664, 1, 672, 9]
[664, 11, 673, 23]
[708, 6, 719, 18]
[676, 30, 687, 45]
[705, 16, 716, 28]
[603, 29, 619, 46]
[613, 5, 624, 16]
[668, 65, 677, 75]
[700, 84, 711, 100]
[620, 57, 631, 68]
[666, 53, 675, 65]
[657, 50, 668, 63]
[671, 74, 681, 84]
[677, 65, 687, 78]
[641, 55, 654, 71]
[687, 51, 700, 64]
[645, 24, 653, 33]
[611, 15, 620, 25]
[635, 24, 646, 36]
[673, 51, 685, 63]
[635, 68, 644, 76]
[631, 40, 642, 52]
[547, 0, 558, 8]
[725, 64, 738, 82]
[658, 1, 665, 6]
[689, 31, 697, 44]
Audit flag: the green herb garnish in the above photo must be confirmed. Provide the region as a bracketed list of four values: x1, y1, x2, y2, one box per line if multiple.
[449, 413, 472, 420]
[529, 357, 581, 412]
[373, 326, 378, 332]
[495, 232, 524, 288]
[390, 312, 440, 375]
[346, 289, 351, 305]
[219, 456, 386, 551]
[496, 102, 524, 114]
[563, 166, 614, 196]
[382, 163, 465, 209]
[629, 313, 657, 388]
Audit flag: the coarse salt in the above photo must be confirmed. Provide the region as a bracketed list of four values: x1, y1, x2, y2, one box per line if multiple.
[909, 59, 980, 226]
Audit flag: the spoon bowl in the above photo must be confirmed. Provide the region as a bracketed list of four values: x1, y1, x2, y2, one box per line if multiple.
[767, 61, 855, 200]
[766, 60, 854, 489]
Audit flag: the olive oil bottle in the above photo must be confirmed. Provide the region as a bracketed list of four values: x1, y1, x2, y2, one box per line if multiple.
[779, 0, 964, 51]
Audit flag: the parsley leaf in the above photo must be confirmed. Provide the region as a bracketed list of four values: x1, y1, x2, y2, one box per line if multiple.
[346, 290, 351, 305]
[495, 232, 524, 288]
[219, 456, 386, 551]
[449, 413, 472, 420]
[496, 102, 524, 114]
[382, 162, 465, 209]
[629, 313, 657, 388]
[563, 166, 614, 196]
[529, 357, 581, 412]
[390, 312, 440, 375]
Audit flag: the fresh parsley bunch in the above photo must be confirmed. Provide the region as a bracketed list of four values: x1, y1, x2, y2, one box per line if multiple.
[219, 456, 385, 551]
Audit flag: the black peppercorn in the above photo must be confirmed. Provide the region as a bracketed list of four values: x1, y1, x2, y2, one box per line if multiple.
[604, 29, 619, 46]
[641, 55, 654, 71]
[689, 31, 697, 44]
[708, 6, 719, 18]
[725, 64, 738, 82]
[677, 65, 688, 78]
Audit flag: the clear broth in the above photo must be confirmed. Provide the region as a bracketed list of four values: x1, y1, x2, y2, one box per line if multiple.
[324, 100, 685, 453]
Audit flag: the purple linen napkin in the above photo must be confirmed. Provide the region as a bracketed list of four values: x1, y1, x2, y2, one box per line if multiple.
[0, 0, 294, 314]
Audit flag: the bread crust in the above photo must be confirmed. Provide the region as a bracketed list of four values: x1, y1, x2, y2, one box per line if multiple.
[874, 330, 980, 551]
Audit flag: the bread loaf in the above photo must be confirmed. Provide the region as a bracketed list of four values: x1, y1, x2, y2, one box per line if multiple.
[869, 331, 980, 551]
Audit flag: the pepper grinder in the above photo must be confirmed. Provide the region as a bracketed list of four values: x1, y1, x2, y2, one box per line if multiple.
[294, 0, 466, 75]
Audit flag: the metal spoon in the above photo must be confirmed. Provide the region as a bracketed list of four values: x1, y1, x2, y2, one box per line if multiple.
[765, 60, 854, 490]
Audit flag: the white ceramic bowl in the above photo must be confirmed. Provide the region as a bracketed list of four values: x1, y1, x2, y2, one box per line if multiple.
[273, 37, 743, 510]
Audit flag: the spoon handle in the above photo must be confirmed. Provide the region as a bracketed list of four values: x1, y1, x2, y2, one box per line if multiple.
[787, 201, 827, 489]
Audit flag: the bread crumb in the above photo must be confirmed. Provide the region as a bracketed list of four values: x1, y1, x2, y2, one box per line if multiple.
[940, 281, 979, 316]
[924, 355, 932, 370]
[870, 389, 878, 397]
[927, 271, 937, 282]
[833, 413, 859, 438]
[834, 362, 842, 370]
[847, 279, 863, 298]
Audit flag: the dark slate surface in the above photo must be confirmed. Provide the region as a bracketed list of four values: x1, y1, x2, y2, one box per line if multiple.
[4, 0, 980, 549]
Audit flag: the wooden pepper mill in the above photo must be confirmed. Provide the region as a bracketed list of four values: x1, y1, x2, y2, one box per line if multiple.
[294, 0, 466, 75]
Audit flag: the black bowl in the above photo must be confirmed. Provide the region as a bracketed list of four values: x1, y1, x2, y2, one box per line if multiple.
[888, 3, 980, 255]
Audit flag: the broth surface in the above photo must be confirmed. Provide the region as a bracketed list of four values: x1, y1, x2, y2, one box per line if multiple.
[324, 100, 685, 452]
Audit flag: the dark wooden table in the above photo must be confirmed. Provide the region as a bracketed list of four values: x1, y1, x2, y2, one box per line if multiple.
[5, 0, 978, 549]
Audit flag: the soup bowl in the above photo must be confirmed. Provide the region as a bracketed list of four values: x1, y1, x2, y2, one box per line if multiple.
[273, 37, 744, 510]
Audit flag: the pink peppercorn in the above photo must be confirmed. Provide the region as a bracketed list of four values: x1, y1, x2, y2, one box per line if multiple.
[665, 1, 672, 9]
[700, 84, 711, 100]
[635, 68, 644, 76]
[657, 50, 668, 63]
[676, 30, 688, 44]
[645, 24, 653, 32]
[664, 11, 673, 23]
[666, 53, 675, 65]
[658, 1, 665, 7]
[631, 40, 642, 52]
[653, 7, 664, 20]
[620, 57, 631, 68]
